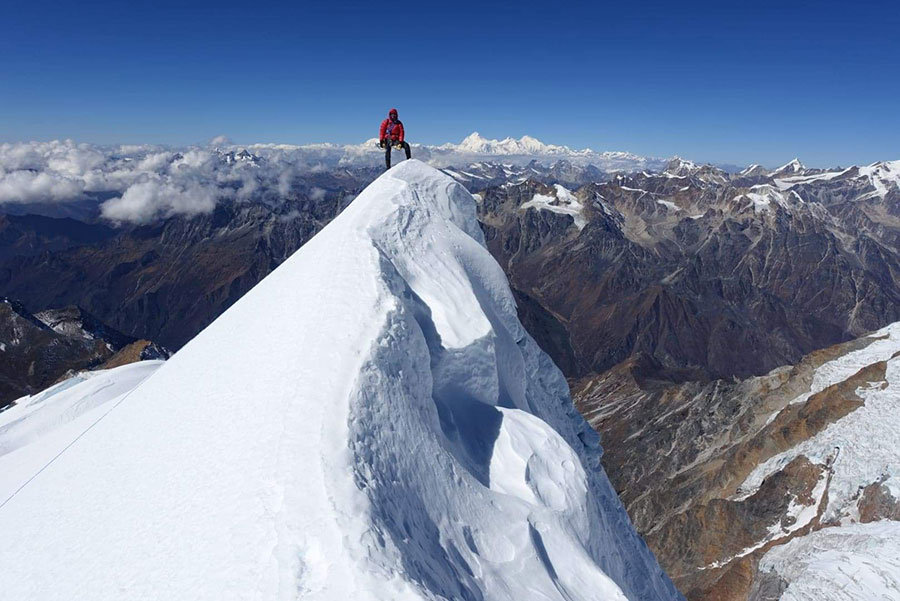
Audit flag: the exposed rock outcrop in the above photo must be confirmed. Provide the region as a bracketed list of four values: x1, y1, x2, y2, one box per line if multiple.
[575, 327, 900, 600]
[0, 299, 165, 408]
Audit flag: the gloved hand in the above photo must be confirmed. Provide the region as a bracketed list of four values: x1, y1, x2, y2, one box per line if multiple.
[379, 139, 386, 148]
[394, 141, 404, 149]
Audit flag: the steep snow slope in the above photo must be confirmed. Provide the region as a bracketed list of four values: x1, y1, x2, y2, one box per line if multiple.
[0, 361, 163, 501]
[0, 161, 680, 601]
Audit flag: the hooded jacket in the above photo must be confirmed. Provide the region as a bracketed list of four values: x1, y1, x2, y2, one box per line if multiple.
[379, 109, 405, 143]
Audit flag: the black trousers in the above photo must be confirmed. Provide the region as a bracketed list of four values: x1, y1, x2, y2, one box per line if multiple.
[384, 140, 411, 169]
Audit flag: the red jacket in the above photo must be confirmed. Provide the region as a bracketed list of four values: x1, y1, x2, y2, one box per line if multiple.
[379, 118, 405, 142]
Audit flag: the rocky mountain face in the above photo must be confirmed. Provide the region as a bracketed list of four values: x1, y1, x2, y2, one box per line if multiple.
[35, 306, 137, 349]
[0, 192, 356, 350]
[440, 160, 611, 191]
[0, 299, 164, 408]
[0, 213, 117, 259]
[0, 159, 596, 407]
[478, 159, 900, 382]
[3, 155, 898, 394]
[0, 158, 624, 353]
[574, 325, 900, 600]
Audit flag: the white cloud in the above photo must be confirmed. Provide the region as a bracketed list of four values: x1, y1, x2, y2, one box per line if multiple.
[101, 179, 217, 224]
[277, 167, 297, 197]
[0, 141, 249, 220]
[173, 149, 215, 171]
[136, 151, 176, 172]
[309, 186, 327, 201]
[208, 135, 232, 147]
[4, 134, 607, 222]
[0, 138, 383, 220]
[45, 144, 106, 177]
[0, 170, 84, 203]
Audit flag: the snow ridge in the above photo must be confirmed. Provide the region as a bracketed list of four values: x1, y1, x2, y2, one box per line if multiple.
[0, 161, 679, 600]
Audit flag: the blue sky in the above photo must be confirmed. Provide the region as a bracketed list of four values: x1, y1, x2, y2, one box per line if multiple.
[2, 0, 898, 167]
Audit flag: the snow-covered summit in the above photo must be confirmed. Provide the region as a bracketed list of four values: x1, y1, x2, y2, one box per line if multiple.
[451, 131, 576, 155]
[859, 160, 900, 198]
[0, 160, 680, 600]
[739, 163, 770, 178]
[772, 158, 807, 177]
[664, 156, 700, 177]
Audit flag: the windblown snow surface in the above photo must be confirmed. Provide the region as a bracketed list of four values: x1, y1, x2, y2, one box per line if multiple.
[0, 361, 163, 502]
[0, 161, 680, 601]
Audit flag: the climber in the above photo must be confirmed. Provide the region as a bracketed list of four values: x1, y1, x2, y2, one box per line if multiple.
[379, 108, 411, 170]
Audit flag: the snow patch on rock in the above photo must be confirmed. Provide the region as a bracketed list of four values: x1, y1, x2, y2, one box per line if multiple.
[739, 323, 900, 521]
[520, 184, 587, 230]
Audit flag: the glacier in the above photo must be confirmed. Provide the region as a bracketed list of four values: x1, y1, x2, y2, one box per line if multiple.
[757, 522, 900, 601]
[0, 160, 680, 601]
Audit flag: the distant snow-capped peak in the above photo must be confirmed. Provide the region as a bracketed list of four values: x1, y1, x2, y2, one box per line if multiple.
[772, 158, 806, 176]
[217, 148, 261, 166]
[664, 156, 700, 176]
[449, 132, 575, 156]
[740, 164, 770, 177]
[258, 133, 669, 171]
[430, 133, 667, 171]
[858, 160, 900, 198]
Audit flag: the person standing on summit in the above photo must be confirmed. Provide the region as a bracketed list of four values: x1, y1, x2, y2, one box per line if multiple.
[379, 108, 411, 170]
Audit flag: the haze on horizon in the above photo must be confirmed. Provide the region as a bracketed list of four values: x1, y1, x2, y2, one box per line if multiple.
[2, 0, 898, 168]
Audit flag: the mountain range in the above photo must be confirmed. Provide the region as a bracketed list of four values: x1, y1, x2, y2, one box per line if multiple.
[247, 132, 671, 171]
[481, 157, 900, 380]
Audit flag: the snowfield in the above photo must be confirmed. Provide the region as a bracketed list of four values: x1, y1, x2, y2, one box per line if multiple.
[757, 522, 900, 601]
[735, 322, 900, 599]
[0, 161, 680, 600]
[740, 323, 900, 521]
[520, 184, 587, 230]
[0, 361, 163, 502]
